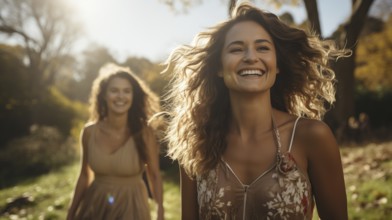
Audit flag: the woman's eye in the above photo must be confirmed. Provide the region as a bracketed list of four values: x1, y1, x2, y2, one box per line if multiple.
[257, 46, 270, 51]
[229, 47, 243, 53]
[109, 88, 118, 93]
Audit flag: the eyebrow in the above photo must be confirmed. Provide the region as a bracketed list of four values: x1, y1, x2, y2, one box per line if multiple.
[225, 39, 272, 48]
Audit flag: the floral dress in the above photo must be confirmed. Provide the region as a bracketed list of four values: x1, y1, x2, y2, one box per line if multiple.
[196, 117, 314, 220]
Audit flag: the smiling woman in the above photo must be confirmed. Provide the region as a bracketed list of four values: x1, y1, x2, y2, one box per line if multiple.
[164, 2, 350, 220]
[219, 20, 279, 94]
[104, 77, 133, 116]
[66, 64, 164, 220]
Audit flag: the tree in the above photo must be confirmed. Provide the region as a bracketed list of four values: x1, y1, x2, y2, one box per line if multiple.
[0, 44, 30, 144]
[122, 57, 168, 95]
[62, 45, 117, 103]
[356, 16, 392, 95]
[160, 0, 385, 130]
[324, 0, 375, 130]
[0, 0, 82, 123]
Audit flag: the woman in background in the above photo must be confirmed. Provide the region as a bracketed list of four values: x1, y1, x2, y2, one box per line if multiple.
[164, 2, 349, 219]
[67, 64, 164, 220]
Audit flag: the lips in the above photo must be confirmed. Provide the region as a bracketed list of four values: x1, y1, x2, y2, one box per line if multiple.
[238, 69, 265, 77]
[113, 101, 128, 107]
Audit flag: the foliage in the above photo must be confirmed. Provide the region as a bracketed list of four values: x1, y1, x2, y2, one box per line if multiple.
[356, 16, 392, 95]
[60, 45, 116, 103]
[122, 57, 169, 95]
[0, 43, 88, 146]
[0, 0, 82, 88]
[59, 46, 167, 103]
[0, 126, 79, 189]
[0, 44, 31, 144]
[31, 86, 88, 136]
[0, 0, 83, 134]
[355, 91, 392, 129]
[353, 15, 392, 130]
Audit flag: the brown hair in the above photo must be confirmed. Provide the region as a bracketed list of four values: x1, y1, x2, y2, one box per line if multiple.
[164, 2, 350, 176]
[89, 64, 159, 162]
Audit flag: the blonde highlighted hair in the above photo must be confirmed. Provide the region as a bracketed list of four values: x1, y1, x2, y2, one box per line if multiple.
[164, 2, 350, 177]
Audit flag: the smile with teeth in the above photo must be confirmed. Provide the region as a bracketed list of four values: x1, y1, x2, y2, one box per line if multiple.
[114, 101, 127, 106]
[238, 69, 265, 77]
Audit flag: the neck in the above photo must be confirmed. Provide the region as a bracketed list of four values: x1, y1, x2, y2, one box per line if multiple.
[104, 113, 128, 130]
[229, 91, 274, 138]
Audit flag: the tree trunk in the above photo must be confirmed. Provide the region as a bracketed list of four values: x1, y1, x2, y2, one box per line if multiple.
[303, 0, 322, 35]
[326, 0, 374, 131]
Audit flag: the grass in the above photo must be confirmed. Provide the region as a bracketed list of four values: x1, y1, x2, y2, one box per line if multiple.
[341, 142, 392, 220]
[1, 141, 392, 219]
[0, 163, 80, 220]
[0, 163, 181, 220]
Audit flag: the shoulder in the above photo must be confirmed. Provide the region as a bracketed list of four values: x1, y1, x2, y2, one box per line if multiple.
[83, 122, 97, 136]
[296, 118, 338, 159]
[297, 118, 332, 138]
[81, 122, 98, 144]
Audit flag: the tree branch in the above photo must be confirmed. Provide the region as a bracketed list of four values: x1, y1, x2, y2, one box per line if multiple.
[345, 0, 375, 47]
[0, 24, 39, 45]
[303, 0, 322, 36]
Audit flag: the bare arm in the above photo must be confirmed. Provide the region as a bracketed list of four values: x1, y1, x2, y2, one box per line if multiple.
[180, 166, 199, 220]
[144, 127, 164, 220]
[66, 126, 94, 220]
[305, 120, 348, 220]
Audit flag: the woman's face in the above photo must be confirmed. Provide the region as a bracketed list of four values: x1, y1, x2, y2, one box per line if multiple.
[220, 20, 279, 94]
[104, 76, 133, 116]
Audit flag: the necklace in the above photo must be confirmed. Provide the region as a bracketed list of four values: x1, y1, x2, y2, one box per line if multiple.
[271, 114, 283, 163]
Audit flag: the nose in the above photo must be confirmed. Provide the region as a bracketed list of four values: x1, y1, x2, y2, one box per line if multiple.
[118, 91, 125, 98]
[243, 49, 258, 63]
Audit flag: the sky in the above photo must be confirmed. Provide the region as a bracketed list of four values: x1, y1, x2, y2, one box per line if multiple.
[68, 0, 351, 62]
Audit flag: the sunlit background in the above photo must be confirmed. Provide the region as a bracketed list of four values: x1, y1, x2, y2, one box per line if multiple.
[1, 0, 391, 219]
[67, 0, 351, 61]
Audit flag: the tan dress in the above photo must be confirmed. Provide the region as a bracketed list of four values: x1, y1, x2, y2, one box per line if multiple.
[197, 117, 314, 220]
[74, 125, 151, 220]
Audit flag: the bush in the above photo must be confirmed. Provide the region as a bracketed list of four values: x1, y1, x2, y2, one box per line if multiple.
[0, 125, 79, 189]
[0, 45, 31, 145]
[35, 87, 88, 136]
[356, 91, 392, 128]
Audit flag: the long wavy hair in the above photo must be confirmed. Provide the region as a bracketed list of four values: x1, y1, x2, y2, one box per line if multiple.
[89, 63, 159, 162]
[164, 2, 350, 177]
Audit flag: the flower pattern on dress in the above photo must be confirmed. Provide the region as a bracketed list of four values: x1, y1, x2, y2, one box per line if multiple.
[197, 155, 313, 220]
[197, 117, 313, 219]
[197, 168, 231, 219]
[266, 152, 311, 220]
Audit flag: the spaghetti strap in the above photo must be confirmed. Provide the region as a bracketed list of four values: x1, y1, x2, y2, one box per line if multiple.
[288, 116, 301, 152]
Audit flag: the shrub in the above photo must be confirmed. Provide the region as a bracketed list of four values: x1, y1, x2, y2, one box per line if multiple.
[0, 125, 79, 189]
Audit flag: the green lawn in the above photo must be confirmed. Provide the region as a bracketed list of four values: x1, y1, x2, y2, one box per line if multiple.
[1, 141, 391, 220]
[341, 142, 392, 220]
[0, 163, 181, 220]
